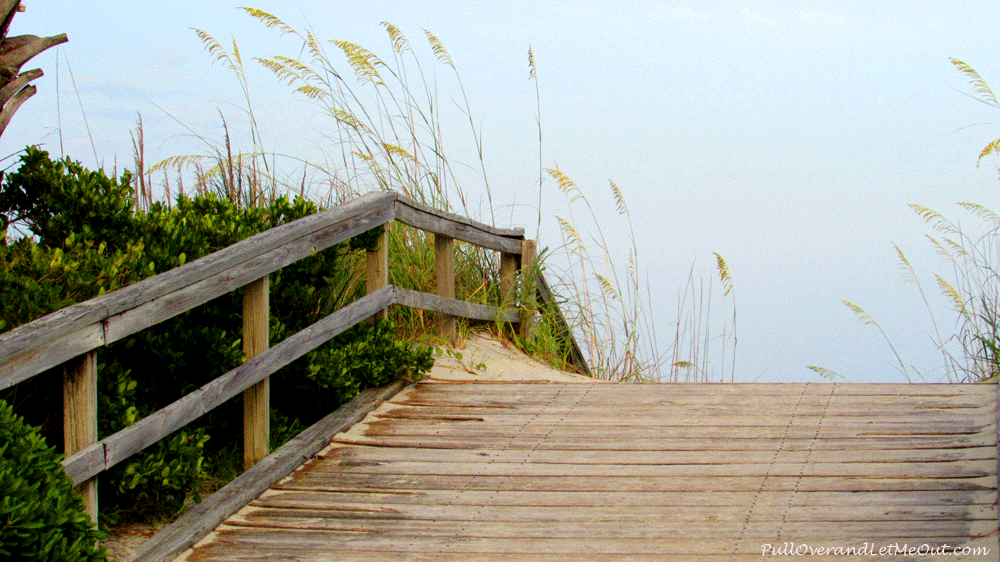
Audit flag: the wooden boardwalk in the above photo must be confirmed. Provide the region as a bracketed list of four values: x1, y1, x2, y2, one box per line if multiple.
[178, 381, 998, 561]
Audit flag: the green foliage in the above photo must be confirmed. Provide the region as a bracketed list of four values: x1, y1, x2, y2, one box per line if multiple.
[0, 233, 147, 331]
[0, 147, 135, 249]
[100, 430, 209, 523]
[0, 400, 108, 562]
[275, 319, 433, 423]
[0, 148, 434, 524]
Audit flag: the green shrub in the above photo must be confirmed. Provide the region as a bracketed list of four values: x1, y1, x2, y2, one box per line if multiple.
[0, 148, 434, 524]
[0, 146, 136, 250]
[275, 319, 433, 423]
[0, 400, 107, 562]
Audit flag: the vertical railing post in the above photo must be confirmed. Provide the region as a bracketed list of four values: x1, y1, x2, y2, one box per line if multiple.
[63, 351, 98, 523]
[366, 226, 388, 321]
[242, 276, 269, 470]
[519, 239, 538, 341]
[435, 233, 456, 343]
[500, 250, 519, 337]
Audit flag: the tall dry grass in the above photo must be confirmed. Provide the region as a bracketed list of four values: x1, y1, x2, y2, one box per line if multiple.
[124, 9, 739, 381]
[824, 58, 1000, 383]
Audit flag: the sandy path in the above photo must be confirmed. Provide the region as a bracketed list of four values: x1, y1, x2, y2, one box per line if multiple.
[423, 332, 596, 384]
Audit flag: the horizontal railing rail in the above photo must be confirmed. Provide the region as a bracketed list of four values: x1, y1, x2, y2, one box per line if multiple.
[0, 190, 588, 523]
[0, 192, 398, 388]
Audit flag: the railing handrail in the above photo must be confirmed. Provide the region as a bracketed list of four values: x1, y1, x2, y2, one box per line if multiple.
[0, 191, 530, 389]
[0, 190, 586, 522]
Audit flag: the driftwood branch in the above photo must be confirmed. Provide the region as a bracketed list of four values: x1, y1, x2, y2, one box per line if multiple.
[0, 66, 40, 104]
[0, 1, 23, 41]
[0, 79, 29, 134]
[0, 33, 66, 79]
[0, 1, 67, 139]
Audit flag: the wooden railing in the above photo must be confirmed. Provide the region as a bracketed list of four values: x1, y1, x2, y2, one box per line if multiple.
[0, 190, 589, 524]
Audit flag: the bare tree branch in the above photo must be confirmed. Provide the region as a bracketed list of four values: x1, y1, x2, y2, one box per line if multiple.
[0, 67, 39, 105]
[0, 81, 33, 136]
[0, 1, 67, 140]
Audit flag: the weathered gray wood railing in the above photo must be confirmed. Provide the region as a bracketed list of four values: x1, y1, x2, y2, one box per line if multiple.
[0, 190, 589, 527]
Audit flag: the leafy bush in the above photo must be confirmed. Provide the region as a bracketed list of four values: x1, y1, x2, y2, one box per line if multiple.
[0, 399, 107, 562]
[0, 147, 136, 250]
[0, 148, 433, 523]
[275, 319, 433, 422]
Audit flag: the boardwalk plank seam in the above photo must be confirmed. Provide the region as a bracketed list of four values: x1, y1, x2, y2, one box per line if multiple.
[735, 381, 809, 554]
[778, 382, 835, 544]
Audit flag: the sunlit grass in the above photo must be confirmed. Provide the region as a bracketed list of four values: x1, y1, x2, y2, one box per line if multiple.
[828, 58, 1000, 383]
[127, 9, 738, 383]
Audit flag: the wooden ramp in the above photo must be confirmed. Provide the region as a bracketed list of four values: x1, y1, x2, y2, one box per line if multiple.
[179, 382, 998, 561]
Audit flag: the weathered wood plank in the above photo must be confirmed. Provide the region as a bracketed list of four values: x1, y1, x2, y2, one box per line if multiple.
[395, 195, 524, 237]
[363, 414, 996, 434]
[62, 351, 98, 522]
[0, 323, 104, 393]
[351, 427, 997, 446]
[363, 421, 992, 437]
[242, 276, 270, 470]
[183, 381, 997, 561]
[393, 287, 519, 323]
[307, 458, 996, 479]
[335, 433, 994, 451]
[322, 442, 1000, 464]
[226, 511, 996, 539]
[499, 252, 518, 306]
[261, 487, 1000, 508]
[395, 385, 970, 405]
[518, 239, 537, 341]
[362, 419, 993, 435]
[186, 529, 993, 556]
[180, 551, 994, 562]
[61, 287, 395, 485]
[365, 226, 388, 322]
[392, 196, 524, 254]
[390, 393, 996, 409]
[0, 191, 397, 389]
[378, 401, 995, 419]
[133, 380, 408, 562]
[376, 408, 994, 423]
[535, 274, 590, 376]
[102, 206, 394, 346]
[392, 201, 521, 254]
[402, 385, 996, 405]
[284, 471, 998, 492]
[242, 507, 994, 535]
[408, 381, 998, 395]
[433, 234, 456, 342]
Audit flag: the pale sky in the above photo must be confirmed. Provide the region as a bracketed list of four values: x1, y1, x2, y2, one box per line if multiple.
[5, 1, 1000, 383]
